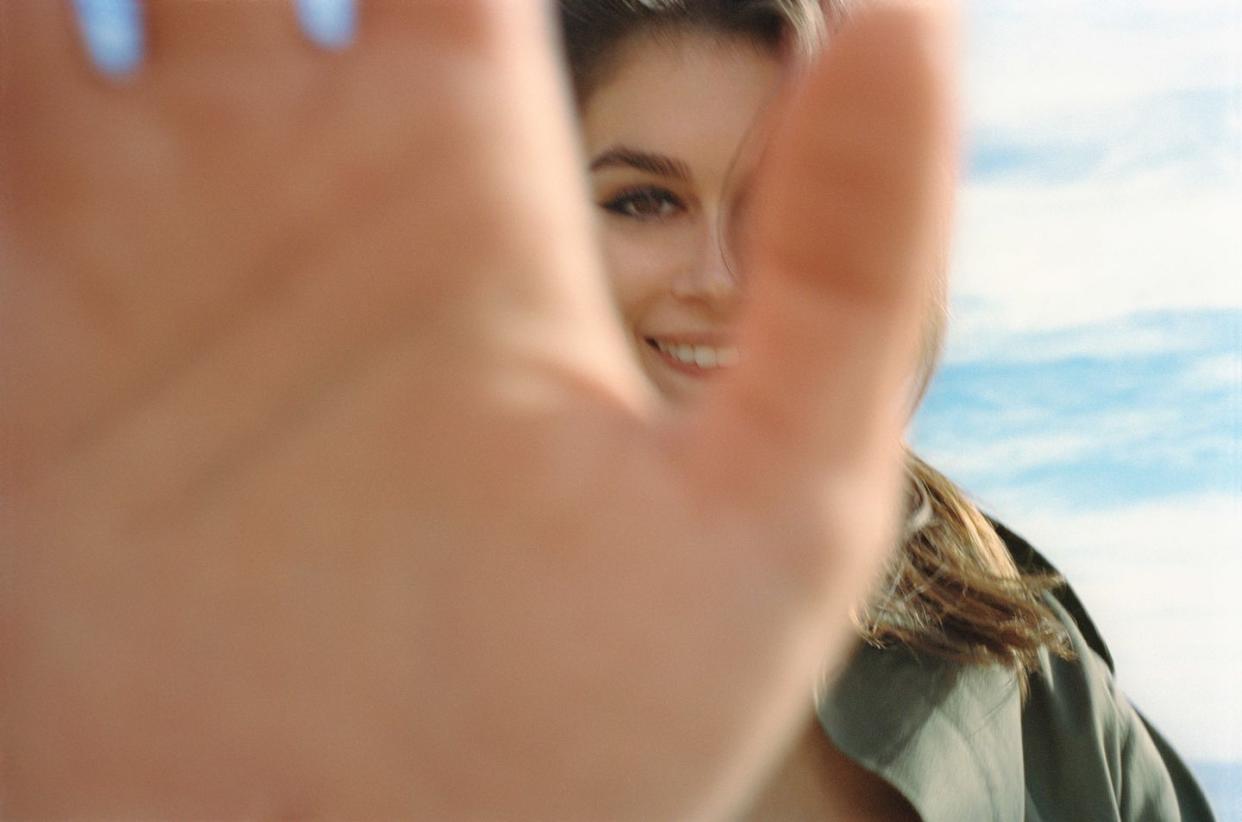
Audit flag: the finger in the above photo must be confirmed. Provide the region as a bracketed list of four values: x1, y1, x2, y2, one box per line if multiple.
[694, 1, 959, 483]
[67, 0, 357, 78]
[3, 1, 108, 92]
[294, 0, 357, 50]
[144, 0, 302, 64]
[3, 0, 646, 483]
[70, 0, 145, 77]
[347, 0, 644, 390]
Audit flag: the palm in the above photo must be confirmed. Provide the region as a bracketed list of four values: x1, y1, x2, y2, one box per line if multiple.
[0, 1, 954, 818]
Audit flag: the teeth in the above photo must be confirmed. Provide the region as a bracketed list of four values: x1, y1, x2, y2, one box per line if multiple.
[694, 346, 717, 368]
[651, 339, 739, 369]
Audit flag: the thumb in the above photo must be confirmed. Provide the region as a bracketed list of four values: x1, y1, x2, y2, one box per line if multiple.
[693, 2, 959, 489]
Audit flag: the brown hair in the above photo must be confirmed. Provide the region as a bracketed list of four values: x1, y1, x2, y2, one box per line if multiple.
[558, 0, 1071, 678]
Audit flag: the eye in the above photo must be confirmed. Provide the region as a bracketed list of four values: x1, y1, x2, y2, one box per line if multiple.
[601, 186, 685, 221]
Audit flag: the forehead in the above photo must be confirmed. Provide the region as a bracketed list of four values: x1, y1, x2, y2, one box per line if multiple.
[580, 30, 781, 162]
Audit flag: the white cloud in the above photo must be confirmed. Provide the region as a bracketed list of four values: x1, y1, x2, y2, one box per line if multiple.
[949, 179, 1241, 336]
[926, 430, 1102, 477]
[1180, 351, 1242, 391]
[917, 409, 1235, 519]
[965, 0, 1240, 131]
[941, 308, 1235, 364]
[949, 0, 1242, 337]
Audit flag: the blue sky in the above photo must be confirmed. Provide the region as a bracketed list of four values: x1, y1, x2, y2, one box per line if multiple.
[918, 309, 1237, 508]
[909, 0, 1241, 788]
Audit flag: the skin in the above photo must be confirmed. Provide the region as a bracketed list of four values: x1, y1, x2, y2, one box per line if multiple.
[0, 1, 957, 818]
[583, 31, 921, 821]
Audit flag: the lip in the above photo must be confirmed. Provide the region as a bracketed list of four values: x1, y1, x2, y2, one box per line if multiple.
[643, 331, 734, 347]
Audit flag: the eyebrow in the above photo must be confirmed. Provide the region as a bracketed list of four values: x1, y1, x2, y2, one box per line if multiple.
[588, 146, 692, 182]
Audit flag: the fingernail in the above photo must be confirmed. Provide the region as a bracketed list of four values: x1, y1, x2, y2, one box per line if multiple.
[73, 0, 145, 78]
[295, 0, 358, 51]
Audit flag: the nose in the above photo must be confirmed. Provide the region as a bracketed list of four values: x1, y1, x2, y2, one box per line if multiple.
[671, 217, 741, 306]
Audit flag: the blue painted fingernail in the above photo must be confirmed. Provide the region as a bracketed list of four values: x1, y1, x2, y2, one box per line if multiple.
[295, 0, 358, 51]
[73, 0, 145, 78]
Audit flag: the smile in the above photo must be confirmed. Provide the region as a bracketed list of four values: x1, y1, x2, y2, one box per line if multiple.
[645, 337, 739, 370]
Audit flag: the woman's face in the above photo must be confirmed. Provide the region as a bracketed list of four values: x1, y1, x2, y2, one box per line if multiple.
[581, 31, 781, 403]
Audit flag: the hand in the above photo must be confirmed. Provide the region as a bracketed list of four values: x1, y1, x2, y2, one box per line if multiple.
[0, 1, 956, 818]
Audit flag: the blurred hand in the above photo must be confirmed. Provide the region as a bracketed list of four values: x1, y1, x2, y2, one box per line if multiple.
[0, 1, 956, 818]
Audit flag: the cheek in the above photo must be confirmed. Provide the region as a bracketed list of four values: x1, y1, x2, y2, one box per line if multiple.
[598, 223, 692, 326]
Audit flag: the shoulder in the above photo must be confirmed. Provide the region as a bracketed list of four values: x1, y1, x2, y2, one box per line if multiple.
[1000, 523, 1217, 822]
[1021, 594, 1211, 821]
[818, 521, 1217, 822]
[991, 517, 1116, 669]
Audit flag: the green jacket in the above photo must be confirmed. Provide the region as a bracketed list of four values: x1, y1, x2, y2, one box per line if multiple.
[817, 525, 1217, 821]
